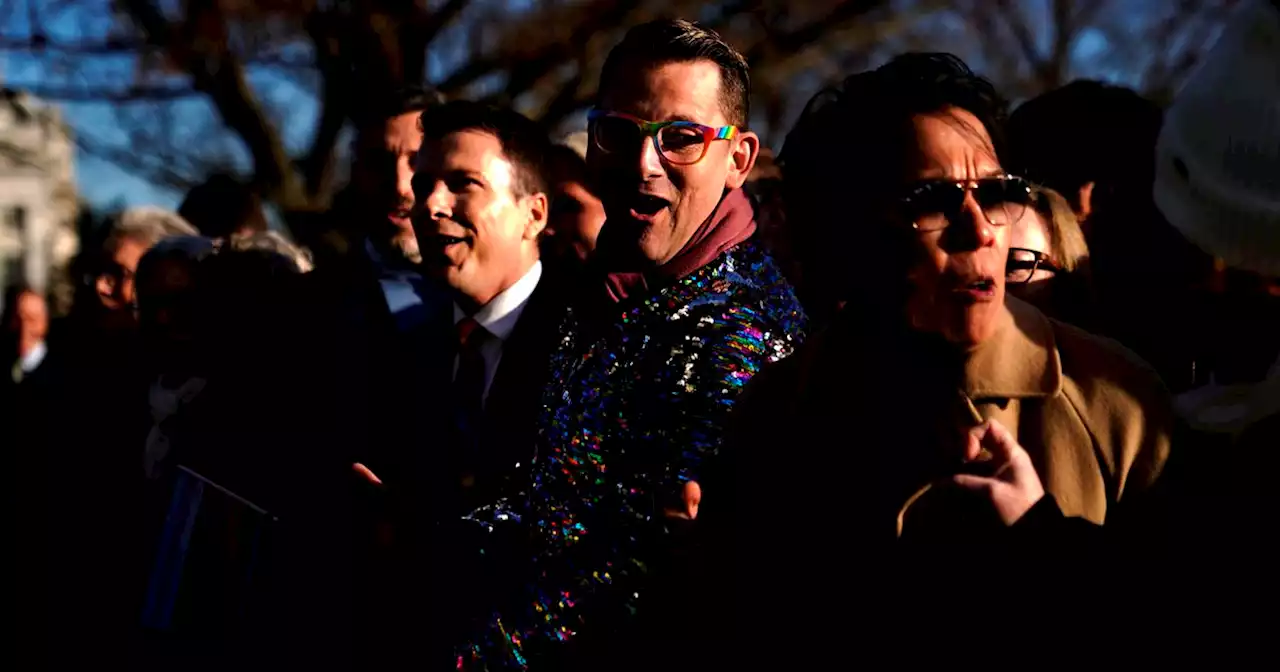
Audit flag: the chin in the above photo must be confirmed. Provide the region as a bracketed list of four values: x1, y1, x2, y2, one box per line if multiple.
[946, 307, 1001, 346]
[393, 236, 422, 265]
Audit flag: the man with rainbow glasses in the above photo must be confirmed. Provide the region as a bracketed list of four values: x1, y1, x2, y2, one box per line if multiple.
[454, 17, 807, 672]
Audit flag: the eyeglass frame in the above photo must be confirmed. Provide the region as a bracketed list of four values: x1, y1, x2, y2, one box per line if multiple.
[1006, 247, 1061, 285]
[587, 108, 739, 166]
[900, 174, 1035, 232]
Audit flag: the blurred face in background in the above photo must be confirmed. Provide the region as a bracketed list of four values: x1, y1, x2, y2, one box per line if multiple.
[137, 257, 199, 362]
[900, 108, 1024, 347]
[96, 235, 150, 311]
[353, 111, 424, 264]
[15, 291, 48, 350]
[590, 58, 758, 269]
[414, 129, 548, 311]
[1005, 208, 1061, 308]
[545, 150, 606, 265]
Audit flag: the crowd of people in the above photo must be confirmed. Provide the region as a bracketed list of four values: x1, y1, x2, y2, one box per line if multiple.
[2, 2, 1279, 669]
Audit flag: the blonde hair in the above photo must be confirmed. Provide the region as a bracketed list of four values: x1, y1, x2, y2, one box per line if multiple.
[1032, 187, 1089, 273]
[108, 206, 198, 252]
[225, 230, 314, 273]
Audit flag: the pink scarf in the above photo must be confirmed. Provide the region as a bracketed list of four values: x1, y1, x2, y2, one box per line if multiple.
[603, 188, 757, 303]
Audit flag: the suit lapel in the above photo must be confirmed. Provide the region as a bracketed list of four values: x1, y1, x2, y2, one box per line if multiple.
[484, 276, 562, 422]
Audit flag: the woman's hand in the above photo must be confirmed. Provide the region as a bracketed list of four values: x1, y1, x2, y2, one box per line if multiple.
[953, 419, 1045, 525]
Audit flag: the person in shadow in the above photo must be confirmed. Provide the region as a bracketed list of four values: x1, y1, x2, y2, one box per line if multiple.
[708, 52, 1181, 663]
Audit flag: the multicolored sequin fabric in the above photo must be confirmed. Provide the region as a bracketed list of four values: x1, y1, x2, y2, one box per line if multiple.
[459, 241, 807, 670]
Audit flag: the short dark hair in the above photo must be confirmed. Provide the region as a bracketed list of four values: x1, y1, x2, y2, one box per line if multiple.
[1007, 80, 1162, 212]
[598, 19, 750, 127]
[353, 84, 444, 131]
[780, 53, 1009, 322]
[417, 100, 552, 198]
[783, 53, 1008, 192]
[178, 173, 269, 239]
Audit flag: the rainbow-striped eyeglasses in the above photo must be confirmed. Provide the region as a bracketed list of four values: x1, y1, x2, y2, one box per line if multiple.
[588, 109, 738, 166]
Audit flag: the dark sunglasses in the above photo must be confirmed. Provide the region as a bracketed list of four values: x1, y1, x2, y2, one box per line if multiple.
[1006, 247, 1061, 285]
[902, 174, 1034, 232]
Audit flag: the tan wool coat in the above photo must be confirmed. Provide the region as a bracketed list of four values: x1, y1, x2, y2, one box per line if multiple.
[724, 296, 1175, 541]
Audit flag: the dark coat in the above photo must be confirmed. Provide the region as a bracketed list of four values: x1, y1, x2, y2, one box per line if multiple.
[353, 266, 567, 669]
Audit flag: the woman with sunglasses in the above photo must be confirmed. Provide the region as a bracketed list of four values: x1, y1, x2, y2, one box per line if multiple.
[1007, 186, 1096, 327]
[705, 54, 1178, 652]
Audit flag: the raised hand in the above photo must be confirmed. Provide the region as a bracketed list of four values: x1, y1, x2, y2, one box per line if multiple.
[952, 419, 1045, 525]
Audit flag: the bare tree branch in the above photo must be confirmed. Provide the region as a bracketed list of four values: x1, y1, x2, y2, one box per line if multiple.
[6, 82, 200, 102]
[299, 9, 349, 201]
[74, 134, 196, 192]
[740, 0, 894, 65]
[436, 0, 645, 96]
[420, 0, 471, 48]
[992, 0, 1044, 82]
[120, 0, 303, 207]
[10, 0, 1235, 221]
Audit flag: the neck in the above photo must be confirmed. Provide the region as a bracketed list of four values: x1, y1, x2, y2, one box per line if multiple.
[455, 255, 537, 315]
[18, 335, 41, 358]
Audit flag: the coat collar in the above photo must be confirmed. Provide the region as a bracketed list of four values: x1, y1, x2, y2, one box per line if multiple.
[962, 296, 1063, 400]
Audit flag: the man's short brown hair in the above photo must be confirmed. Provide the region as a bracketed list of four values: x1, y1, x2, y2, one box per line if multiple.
[598, 19, 751, 127]
[417, 100, 553, 199]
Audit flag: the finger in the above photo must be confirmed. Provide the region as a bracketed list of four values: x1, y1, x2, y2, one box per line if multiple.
[952, 473, 996, 492]
[964, 426, 985, 462]
[353, 462, 382, 486]
[683, 480, 702, 520]
[980, 419, 1019, 463]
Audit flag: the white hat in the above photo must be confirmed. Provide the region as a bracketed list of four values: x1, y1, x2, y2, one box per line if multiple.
[1153, 0, 1280, 275]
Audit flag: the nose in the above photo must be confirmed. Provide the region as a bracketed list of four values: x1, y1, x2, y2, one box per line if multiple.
[96, 274, 116, 301]
[396, 156, 414, 204]
[945, 190, 996, 251]
[636, 135, 665, 178]
[425, 181, 454, 220]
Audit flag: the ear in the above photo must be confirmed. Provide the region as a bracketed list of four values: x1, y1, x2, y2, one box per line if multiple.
[522, 191, 549, 242]
[724, 130, 761, 190]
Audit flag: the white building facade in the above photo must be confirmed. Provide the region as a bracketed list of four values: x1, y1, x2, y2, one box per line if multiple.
[0, 88, 78, 313]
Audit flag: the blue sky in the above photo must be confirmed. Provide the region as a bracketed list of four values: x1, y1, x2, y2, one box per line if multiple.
[0, 0, 524, 214]
[0, 0, 1220, 215]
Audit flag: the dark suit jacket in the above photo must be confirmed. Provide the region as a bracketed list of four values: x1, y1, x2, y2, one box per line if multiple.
[352, 265, 567, 666]
[375, 267, 566, 514]
[236, 244, 441, 669]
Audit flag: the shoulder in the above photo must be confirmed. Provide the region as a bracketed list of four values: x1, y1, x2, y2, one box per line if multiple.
[1051, 317, 1171, 415]
[1050, 317, 1175, 496]
[673, 242, 808, 343]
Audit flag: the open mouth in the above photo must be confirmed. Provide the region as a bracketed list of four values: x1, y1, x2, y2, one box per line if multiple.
[955, 277, 997, 300]
[627, 193, 670, 219]
[431, 233, 470, 247]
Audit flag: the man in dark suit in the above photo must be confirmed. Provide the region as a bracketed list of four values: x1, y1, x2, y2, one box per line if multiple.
[299, 85, 448, 476]
[351, 100, 563, 667]
[280, 86, 445, 669]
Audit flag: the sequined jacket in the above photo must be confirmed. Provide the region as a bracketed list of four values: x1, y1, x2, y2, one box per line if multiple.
[461, 241, 806, 670]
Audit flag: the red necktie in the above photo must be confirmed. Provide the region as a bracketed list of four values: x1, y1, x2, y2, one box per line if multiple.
[453, 317, 491, 435]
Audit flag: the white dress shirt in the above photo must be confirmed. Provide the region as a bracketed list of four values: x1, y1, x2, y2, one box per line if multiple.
[366, 239, 433, 332]
[452, 260, 543, 405]
[19, 341, 46, 374]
